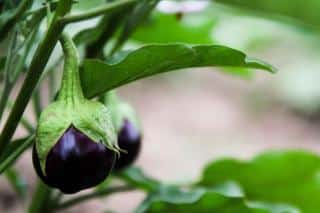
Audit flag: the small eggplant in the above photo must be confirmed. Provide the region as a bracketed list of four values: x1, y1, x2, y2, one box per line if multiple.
[33, 33, 119, 194]
[103, 92, 142, 171]
[114, 119, 141, 170]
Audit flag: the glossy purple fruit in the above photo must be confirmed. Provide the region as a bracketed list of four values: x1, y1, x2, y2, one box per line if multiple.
[33, 126, 115, 194]
[114, 119, 141, 171]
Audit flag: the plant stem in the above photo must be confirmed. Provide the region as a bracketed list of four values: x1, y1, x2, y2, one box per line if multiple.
[0, 0, 74, 157]
[0, 30, 17, 120]
[55, 185, 134, 210]
[32, 89, 42, 119]
[58, 32, 84, 103]
[24, 1, 59, 17]
[0, 83, 13, 120]
[0, 22, 64, 156]
[20, 117, 35, 133]
[0, 135, 35, 173]
[5, 167, 27, 198]
[28, 180, 53, 213]
[0, 0, 141, 156]
[60, 0, 138, 24]
[0, 0, 34, 42]
[110, 0, 160, 55]
[85, 10, 128, 58]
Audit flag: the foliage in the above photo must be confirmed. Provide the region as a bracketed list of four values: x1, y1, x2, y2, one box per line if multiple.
[81, 44, 274, 98]
[215, 0, 320, 30]
[199, 150, 320, 213]
[0, 0, 318, 212]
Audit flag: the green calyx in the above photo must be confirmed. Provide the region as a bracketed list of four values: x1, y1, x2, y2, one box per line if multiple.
[36, 33, 118, 174]
[103, 91, 141, 133]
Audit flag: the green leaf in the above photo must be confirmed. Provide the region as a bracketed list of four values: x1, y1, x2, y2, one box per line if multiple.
[198, 150, 320, 213]
[117, 167, 160, 191]
[215, 0, 320, 29]
[136, 182, 297, 213]
[0, 135, 34, 174]
[81, 44, 276, 98]
[132, 12, 217, 44]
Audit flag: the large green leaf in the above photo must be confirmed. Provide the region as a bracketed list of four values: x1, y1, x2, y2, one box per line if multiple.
[81, 44, 275, 98]
[136, 182, 298, 213]
[132, 12, 217, 44]
[215, 0, 320, 29]
[198, 150, 320, 213]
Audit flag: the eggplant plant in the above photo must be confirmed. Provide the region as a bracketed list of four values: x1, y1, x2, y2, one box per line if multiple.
[0, 0, 318, 212]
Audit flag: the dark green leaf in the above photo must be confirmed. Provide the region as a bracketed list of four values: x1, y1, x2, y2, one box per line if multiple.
[215, 0, 320, 29]
[132, 12, 217, 44]
[81, 44, 276, 98]
[198, 150, 320, 213]
[136, 182, 297, 213]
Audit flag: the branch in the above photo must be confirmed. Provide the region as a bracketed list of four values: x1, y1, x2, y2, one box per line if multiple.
[0, 0, 73, 156]
[56, 185, 134, 210]
[60, 0, 138, 24]
[0, 135, 35, 174]
[28, 181, 53, 213]
[0, 0, 34, 42]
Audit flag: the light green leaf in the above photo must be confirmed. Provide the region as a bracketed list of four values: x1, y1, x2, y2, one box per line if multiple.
[132, 11, 217, 44]
[198, 150, 320, 213]
[81, 44, 276, 98]
[215, 0, 320, 29]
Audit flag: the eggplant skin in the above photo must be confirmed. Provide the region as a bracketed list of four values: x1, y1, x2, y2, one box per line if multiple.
[33, 127, 115, 194]
[114, 119, 141, 171]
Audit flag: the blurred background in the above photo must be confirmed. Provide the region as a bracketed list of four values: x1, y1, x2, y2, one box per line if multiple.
[2, 0, 320, 212]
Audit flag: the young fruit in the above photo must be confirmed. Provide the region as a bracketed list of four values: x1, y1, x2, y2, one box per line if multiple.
[103, 92, 142, 171]
[114, 118, 141, 170]
[33, 33, 119, 194]
[32, 127, 115, 193]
